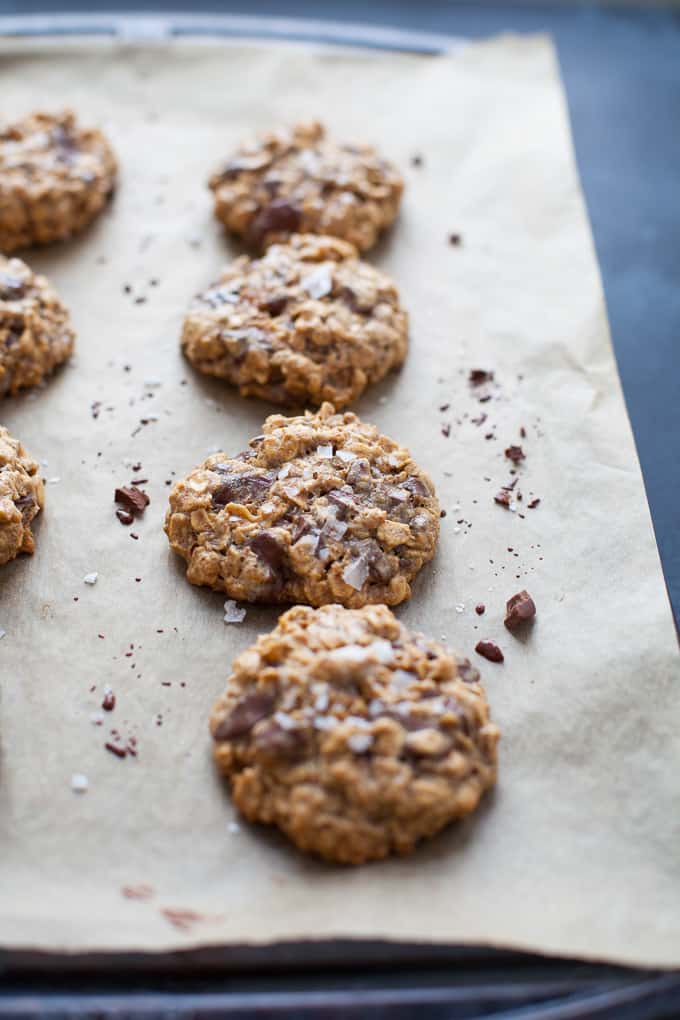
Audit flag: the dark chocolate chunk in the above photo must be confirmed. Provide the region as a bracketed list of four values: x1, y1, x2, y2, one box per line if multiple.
[254, 719, 305, 757]
[401, 476, 429, 498]
[528, 497, 541, 509]
[475, 640, 504, 663]
[504, 590, 536, 632]
[505, 445, 525, 464]
[116, 508, 134, 526]
[14, 493, 34, 513]
[250, 532, 286, 575]
[261, 294, 288, 317]
[247, 199, 301, 248]
[102, 690, 116, 711]
[494, 489, 512, 507]
[115, 486, 150, 515]
[327, 487, 356, 513]
[469, 369, 494, 386]
[212, 470, 272, 508]
[213, 690, 276, 740]
[105, 741, 127, 759]
[448, 233, 462, 246]
[475, 603, 485, 616]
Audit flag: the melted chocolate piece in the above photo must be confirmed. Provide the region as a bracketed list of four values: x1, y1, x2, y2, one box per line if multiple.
[247, 199, 302, 248]
[212, 471, 272, 508]
[214, 690, 276, 740]
[250, 532, 286, 576]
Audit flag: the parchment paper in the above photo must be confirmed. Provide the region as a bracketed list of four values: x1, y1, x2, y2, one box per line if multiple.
[1, 34, 679, 969]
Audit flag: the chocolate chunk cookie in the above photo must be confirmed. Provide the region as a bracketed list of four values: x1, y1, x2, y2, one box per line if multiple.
[0, 110, 117, 252]
[209, 121, 403, 252]
[0, 426, 44, 565]
[165, 403, 439, 608]
[0, 256, 75, 397]
[210, 603, 500, 864]
[181, 234, 408, 409]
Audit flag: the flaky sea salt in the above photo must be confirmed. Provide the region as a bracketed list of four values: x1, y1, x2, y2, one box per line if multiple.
[347, 732, 373, 754]
[314, 716, 338, 731]
[0, 628, 6, 640]
[83, 573, 98, 585]
[342, 556, 369, 591]
[455, 603, 465, 613]
[70, 773, 89, 793]
[302, 265, 332, 300]
[316, 444, 333, 459]
[336, 449, 356, 462]
[144, 377, 162, 388]
[47, 477, 61, 485]
[223, 600, 246, 624]
[227, 821, 241, 834]
[370, 639, 394, 664]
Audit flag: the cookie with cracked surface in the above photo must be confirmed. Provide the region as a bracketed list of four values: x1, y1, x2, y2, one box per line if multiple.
[209, 121, 403, 253]
[181, 234, 408, 409]
[0, 110, 116, 253]
[0, 256, 75, 397]
[0, 425, 44, 565]
[210, 603, 500, 864]
[165, 402, 439, 608]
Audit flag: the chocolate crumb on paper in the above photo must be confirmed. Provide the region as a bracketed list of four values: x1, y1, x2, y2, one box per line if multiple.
[122, 884, 154, 901]
[475, 640, 504, 663]
[505, 445, 525, 464]
[469, 369, 494, 387]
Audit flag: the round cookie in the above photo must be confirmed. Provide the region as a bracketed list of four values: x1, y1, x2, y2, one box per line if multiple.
[0, 110, 116, 252]
[210, 603, 500, 864]
[181, 234, 408, 409]
[166, 403, 440, 608]
[0, 426, 44, 565]
[209, 121, 403, 253]
[0, 256, 75, 397]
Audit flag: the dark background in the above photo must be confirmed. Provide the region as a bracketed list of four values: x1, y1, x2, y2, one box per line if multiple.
[3, 0, 679, 630]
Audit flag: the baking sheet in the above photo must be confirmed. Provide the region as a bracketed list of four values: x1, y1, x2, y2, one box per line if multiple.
[0, 34, 678, 969]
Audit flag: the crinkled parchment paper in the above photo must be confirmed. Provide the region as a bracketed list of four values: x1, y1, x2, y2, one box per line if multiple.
[0, 34, 678, 967]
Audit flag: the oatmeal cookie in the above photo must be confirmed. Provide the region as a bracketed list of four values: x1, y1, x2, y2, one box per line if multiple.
[0, 110, 117, 252]
[165, 403, 439, 608]
[0, 425, 44, 565]
[0, 256, 75, 396]
[181, 234, 408, 408]
[210, 603, 500, 864]
[209, 121, 403, 252]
